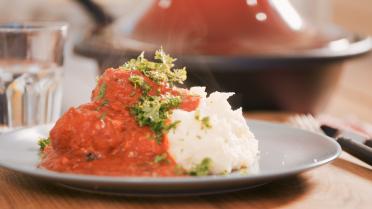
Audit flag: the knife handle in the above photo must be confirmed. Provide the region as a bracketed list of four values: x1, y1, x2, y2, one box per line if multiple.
[337, 137, 372, 166]
[364, 139, 372, 148]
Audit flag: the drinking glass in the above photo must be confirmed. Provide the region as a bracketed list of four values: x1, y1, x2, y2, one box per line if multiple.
[0, 22, 67, 132]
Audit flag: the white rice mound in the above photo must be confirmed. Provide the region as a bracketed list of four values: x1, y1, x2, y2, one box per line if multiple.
[168, 87, 259, 175]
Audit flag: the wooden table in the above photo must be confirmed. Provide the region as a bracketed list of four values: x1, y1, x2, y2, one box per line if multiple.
[324, 0, 372, 123]
[1, 0, 372, 208]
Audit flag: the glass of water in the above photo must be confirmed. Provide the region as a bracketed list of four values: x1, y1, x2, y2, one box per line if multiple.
[0, 22, 67, 132]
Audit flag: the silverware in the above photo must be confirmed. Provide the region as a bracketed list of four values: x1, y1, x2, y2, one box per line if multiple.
[320, 124, 372, 148]
[289, 114, 372, 166]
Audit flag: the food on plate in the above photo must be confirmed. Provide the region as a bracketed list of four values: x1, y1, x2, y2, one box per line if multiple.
[39, 49, 259, 176]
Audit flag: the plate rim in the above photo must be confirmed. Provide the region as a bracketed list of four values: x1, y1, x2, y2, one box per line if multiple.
[0, 120, 341, 185]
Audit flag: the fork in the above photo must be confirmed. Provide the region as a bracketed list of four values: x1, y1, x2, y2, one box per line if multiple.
[289, 114, 372, 166]
[289, 114, 323, 134]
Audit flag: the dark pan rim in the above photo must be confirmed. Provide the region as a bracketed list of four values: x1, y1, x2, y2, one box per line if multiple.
[74, 33, 371, 63]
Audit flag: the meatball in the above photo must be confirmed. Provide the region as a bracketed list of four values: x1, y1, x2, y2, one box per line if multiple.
[50, 107, 123, 158]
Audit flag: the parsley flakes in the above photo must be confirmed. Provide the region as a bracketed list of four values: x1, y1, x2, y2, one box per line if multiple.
[128, 75, 151, 95]
[99, 111, 107, 120]
[95, 82, 107, 101]
[124, 49, 186, 144]
[154, 153, 168, 163]
[122, 48, 186, 86]
[130, 95, 181, 143]
[38, 137, 50, 151]
[189, 158, 213, 176]
[201, 116, 212, 129]
[194, 110, 212, 129]
[96, 99, 109, 111]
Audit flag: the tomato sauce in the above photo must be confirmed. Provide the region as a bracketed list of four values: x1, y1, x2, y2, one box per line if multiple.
[40, 68, 200, 176]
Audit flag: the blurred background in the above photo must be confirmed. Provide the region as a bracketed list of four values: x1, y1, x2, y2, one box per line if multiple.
[0, 0, 370, 122]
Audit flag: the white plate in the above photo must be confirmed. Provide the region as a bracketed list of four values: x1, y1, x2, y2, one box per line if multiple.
[0, 120, 341, 196]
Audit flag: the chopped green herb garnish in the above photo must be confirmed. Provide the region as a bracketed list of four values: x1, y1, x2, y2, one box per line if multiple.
[194, 110, 212, 129]
[96, 99, 109, 111]
[174, 164, 185, 175]
[100, 112, 107, 120]
[201, 116, 212, 129]
[130, 95, 181, 143]
[122, 48, 187, 86]
[102, 99, 109, 106]
[128, 75, 151, 95]
[128, 75, 144, 88]
[154, 153, 168, 163]
[189, 158, 213, 176]
[38, 137, 50, 151]
[95, 82, 107, 101]
[165, 120, 181, 132]
[123, 49, 186, 144]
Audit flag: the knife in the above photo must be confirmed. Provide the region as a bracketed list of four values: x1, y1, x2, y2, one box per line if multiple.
[320, 125, 372, 148]
[321, 125, 372, 166]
